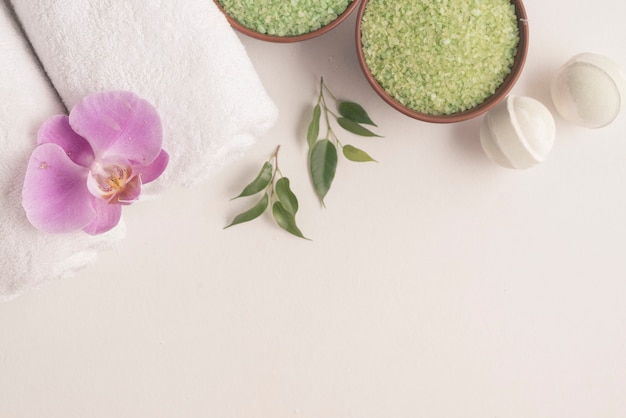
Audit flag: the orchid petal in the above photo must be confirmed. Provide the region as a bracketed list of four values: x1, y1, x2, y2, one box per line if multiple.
[69, 91, 163, 165]
[134, 149, 169, 184]
[22, 143, 95, 233]
[37, 115, 95, 167]
[82, 196, 122, 235]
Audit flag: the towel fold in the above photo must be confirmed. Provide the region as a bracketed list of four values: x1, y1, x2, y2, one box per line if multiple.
[2, 0, 277, 300]
[0, 1, 123, 300]
[10, 0, 278, 192]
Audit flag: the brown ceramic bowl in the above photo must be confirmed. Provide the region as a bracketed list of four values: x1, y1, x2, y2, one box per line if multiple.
[356, 0, 529, 123]
[214, 0, 361, 43]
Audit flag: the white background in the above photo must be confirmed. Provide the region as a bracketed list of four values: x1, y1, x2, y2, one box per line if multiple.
[2, 1, 626, 417]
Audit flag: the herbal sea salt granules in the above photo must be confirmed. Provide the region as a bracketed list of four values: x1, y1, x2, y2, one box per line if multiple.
[218, 0, 353, 37]
[360, 0, 520, 115]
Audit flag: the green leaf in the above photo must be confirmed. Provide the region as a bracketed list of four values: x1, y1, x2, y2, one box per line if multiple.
[275, 177, 299, 215]
[338, 101, 377, 126]
[336, 117, 381, 137]
[232, 161, 273, 199]
[272, 201, 309, 240]
[307, 104, 321, 149]
[309, 139, 337, 205]
[342, 144, 378, 163]
[224, 193, 269, 229]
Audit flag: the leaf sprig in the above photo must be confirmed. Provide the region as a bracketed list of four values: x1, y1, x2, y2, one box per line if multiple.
[225, 145, 308, 239]
[226, 77, 382, 239]
[307, 77, 381, 206]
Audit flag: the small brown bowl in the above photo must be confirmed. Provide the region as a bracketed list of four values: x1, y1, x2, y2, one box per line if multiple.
[356, 0, 529, 123]
[214, 0, 361, 43]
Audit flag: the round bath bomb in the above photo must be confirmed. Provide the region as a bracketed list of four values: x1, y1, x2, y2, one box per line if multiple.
[551, 53, 626, 128]
[480, 95, 556, 169]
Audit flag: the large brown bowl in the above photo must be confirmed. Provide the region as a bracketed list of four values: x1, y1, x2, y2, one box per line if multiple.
[356, 0, 529, 123]
[214, 0, 361, 43]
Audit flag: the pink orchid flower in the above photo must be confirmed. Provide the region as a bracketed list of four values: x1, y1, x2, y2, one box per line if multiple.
[22, 90, 169, 235]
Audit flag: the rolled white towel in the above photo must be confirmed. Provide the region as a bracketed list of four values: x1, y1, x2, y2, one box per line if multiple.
[0, 1, 123, 301]
[2, 0, 277, 300]
[10, 0, 278, 192]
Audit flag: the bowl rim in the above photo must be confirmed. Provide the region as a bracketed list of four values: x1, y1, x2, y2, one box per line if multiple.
[355, 0, 529, 123]
[213, 0, 362, 43]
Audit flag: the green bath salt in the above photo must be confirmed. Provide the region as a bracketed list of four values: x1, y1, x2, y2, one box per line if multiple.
[360, 0, 520, 115]
[218, 0, 353, 37]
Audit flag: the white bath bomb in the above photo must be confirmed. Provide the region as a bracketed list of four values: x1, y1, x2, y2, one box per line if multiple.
[551, 53, 626, 128]
[480, 95, 556, 169]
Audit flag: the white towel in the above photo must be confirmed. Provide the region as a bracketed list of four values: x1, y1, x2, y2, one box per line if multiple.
[2, 0, 277, 300]
[0, 1, 124, 300]
[10, 0, 278, 192]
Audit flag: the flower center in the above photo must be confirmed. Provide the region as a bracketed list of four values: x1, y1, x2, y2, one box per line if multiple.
[87, 159, 142, 205]
[104, 166, 128, 191]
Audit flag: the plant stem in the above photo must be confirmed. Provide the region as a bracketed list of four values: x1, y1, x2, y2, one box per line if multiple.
[321, 78, 338, 102]
[319, 86, 334, 141]
[272, 144, 282, 177]
[267, 145, 282, 202]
